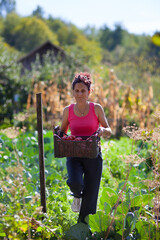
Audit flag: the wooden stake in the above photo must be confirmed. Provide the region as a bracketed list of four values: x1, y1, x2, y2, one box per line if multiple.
[36, 93, 47, 213]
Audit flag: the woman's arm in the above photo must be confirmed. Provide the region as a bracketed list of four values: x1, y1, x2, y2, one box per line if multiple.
[94, 103, 112, 138]
[60, 106, 69, 133]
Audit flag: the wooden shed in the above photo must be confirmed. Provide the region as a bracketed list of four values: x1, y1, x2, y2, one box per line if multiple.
[18, 41, 66, 72]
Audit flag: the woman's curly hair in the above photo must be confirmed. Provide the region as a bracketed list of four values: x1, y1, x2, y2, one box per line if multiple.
[72, 72, 92, 91]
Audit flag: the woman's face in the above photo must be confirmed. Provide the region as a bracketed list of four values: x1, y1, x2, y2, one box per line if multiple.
[73, 82, 90, 103]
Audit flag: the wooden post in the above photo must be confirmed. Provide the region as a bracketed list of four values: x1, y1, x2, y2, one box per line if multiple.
[36, 93, 47, 213]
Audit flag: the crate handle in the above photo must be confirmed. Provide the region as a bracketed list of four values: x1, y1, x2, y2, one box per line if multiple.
[54, 125, 68, 137]
[86, 130, 99, 140]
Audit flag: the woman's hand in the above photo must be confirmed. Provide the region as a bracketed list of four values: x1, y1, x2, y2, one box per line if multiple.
[57, 130, 61, 136]
[97, 127, 112, 138]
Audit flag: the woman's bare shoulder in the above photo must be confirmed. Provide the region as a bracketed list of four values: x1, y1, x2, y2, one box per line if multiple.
[64, 105, 70, 110]
[93, 102, 104, 117]
[94, 102, 103, 111]
[63, 104, 72, 115]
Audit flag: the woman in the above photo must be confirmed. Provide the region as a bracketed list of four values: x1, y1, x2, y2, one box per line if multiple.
[59, 72, 112, 224]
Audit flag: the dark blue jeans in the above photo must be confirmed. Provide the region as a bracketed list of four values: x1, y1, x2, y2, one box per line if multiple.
[66, 153, 103, 222]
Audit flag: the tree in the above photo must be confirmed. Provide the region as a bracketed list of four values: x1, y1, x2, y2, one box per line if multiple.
[99, 24, 123, 51]
[2, 12, 20, 46]
[0, 16, 4, 34]
[32, 5, 44, 19]
[99, 25, 112, 50]
[47, 17, 66, 32]
[47, 18, 102, 65]
[112, 24, 123, 48]
[65, 24, 79, 45]
[69, 34, 102, 66]
[0, 39, 22, 123]
[3, 16, 59, 52]
[47, 18, 78, 46]
[83, 25, 99, 41]
[0, 0, 16, 17]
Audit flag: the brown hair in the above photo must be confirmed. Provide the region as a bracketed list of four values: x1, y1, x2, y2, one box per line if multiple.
[72, 72, 92, 91]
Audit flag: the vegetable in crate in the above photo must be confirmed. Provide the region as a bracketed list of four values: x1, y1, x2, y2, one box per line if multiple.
[61, 135, 83, 141]
[55, 72, 112, 226]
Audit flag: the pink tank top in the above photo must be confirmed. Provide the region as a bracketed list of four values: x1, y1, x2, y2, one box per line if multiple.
[68, 102, 99, 136]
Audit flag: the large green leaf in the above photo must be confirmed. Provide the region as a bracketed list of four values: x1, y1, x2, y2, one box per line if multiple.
[130, 194, 154, 208]
[89, 211, 111, 232]
[135, 220, 157, 239]
[116, 201, 130, 216]
[100, 187, 118, 210]
[65, 223, 92, 240]
[123, 212, 137, 238]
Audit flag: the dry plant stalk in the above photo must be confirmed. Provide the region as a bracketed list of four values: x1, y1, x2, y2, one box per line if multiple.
[26, 69, 159, 132]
